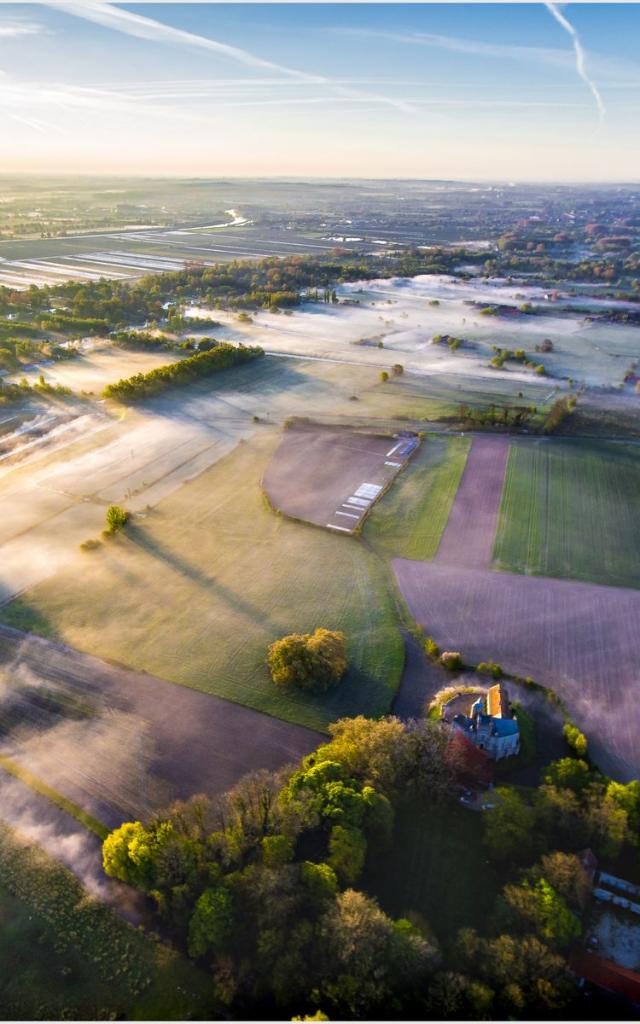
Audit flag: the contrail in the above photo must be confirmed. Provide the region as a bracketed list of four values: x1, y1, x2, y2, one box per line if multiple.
[46, 0, 416, 114]
[545, 2, 605, 123]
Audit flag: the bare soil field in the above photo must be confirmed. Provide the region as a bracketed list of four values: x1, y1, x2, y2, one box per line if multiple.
[262, 424, 419, 534]
[393, 559, 640, 782]
[0, 625, 320, 830]
[435, 435, 510, 568]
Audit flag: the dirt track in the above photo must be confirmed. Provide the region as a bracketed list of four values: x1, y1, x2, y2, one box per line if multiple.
[435, 435, 510, 568]
[394, 559, 640, 782]
[0, 625, 320, 829]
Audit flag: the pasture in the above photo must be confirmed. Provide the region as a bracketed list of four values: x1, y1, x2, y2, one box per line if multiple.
[263, 424, 419, 534]
[493, 439, 640, 589]
[394, 559, 640, 782]
[364, 434, 470, 560]
[2, 430, 404, 732]
[0, 356, 431, 605]
[195, 273, 634, 387]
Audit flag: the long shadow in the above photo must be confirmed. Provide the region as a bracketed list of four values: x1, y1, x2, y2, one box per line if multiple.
[134, 358, 321, 427]
[126, 522, 283, 634]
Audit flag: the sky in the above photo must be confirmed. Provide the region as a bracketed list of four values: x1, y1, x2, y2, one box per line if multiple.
[0, 2, 639, 180]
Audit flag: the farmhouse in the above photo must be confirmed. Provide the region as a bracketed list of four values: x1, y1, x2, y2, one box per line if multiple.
[450, 683, 520, 760]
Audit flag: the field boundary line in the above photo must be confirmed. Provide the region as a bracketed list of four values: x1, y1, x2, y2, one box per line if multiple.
[0, 753, 109, 839]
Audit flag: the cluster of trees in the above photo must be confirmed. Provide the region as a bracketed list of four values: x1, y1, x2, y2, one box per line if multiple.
[36, 312, 108, 334]
[109, 330, 172, 351]
[454, 403, 537, 431]
[103, 343, 263, 402]
[101, 708, 640, 1019]
[0, 249, 474, 333]
[489, 344, 545, 375]
[267, 629, 347, 693]
[484, 762, 639, 865]
[0, 374, 71, 405]
[433, 333, 465, 351]
[543, 395, 577, 434]
[103, 716, 465, 1018]
[0, 334, 76, 373]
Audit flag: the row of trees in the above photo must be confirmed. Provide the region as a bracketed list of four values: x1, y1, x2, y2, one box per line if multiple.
[103, 343, 264, 402]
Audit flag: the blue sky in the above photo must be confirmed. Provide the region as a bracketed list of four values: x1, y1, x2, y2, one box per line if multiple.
[1, 2, 639, 179]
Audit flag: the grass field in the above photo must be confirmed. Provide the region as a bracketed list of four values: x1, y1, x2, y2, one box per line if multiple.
[364, 799, 499, 949]
[0, 823, 213, 1021]
[364, 434, 470, 560]
[1, 429, 403, 731]
[493, 439, 640, 589]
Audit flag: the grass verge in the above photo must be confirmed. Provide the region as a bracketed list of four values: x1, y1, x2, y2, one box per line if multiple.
[0, 754, 108, 839]
[364, 434, 470, 560]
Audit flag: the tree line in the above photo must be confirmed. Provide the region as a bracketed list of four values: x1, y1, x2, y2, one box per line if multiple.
[103, 342, 264, 402]
[0, 249, 480, 333]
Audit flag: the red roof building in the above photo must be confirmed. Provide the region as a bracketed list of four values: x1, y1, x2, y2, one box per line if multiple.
[570, 949, 640, 1007]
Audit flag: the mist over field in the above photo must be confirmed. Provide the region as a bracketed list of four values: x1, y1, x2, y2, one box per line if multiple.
[0, 0, 639, 1015]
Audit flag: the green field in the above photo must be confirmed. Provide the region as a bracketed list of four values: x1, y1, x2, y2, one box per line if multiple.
[493, 439, 640, 588]
[1, 430, 403, 731]
[0, 823, 212, 1021]
[365, 434, 470, 560]
[372, 375, 554, 426]
[364, 800, 499, 949]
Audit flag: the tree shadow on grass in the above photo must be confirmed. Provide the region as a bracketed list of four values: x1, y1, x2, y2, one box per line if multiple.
[125, 522, 285, 635]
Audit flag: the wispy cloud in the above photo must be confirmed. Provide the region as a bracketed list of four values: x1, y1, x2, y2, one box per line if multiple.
[336, 25, 640, 90]
[46, 0, 416, 114]
[0, 21, 43, 38]
[336, 27, 576, 71]
[545, 3, 606, 123]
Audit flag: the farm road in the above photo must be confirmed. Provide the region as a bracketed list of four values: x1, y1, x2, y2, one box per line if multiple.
[394, 560, 640, 782]
[0, 625, 320, 830]
[435, 435, 510, 569]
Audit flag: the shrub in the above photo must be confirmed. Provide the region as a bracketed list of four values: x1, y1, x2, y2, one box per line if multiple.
[392, 363, 404, 376]
[105, 504, 130, 533]
[380, 370, 389, 382]
[476, 660, 502, 679]
[563, 723, 588, 759]
[423, 636, 440, 660]
[440, 651, 463, 671]
[79, 538, 102, 552]
[267, 628, 347, 693]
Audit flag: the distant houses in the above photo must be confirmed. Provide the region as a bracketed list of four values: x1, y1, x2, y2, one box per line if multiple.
[448, 683, 520, 760]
